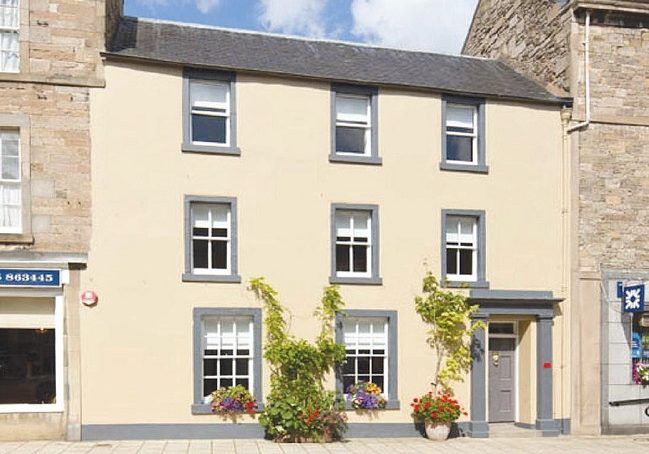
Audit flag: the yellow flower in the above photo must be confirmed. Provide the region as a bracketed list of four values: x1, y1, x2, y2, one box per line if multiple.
[366, 383, 381, 394]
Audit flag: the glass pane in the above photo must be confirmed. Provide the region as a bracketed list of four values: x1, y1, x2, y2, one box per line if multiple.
[357, 357, 370, 375]
[489, 323, 514, 335]
[193, 227, 208, 237]
[212, 228, 227, 237]
[358, 375, 370, 384]
[447, 104, 475, 129]
[1, 156, 18, 180]
[1, 133, 18, 156]
[353, 212, 369, 235]
[336, 244, 350, 272]
[371, 357, 384, 375]
[373, 376, 384, 390]
[447, 135, 473, 162]
[459, 249, 473, 275]
[336, 95, 368, 122]
[235, 359, 248, 375]
[342, 359, 355, 375]
[335, 212, 351, 235]
[190, 81, 228, 108]
[446, 248, 457, 274]
[192, 114, 226, 144]
[219, 359, 233, 376]
[211, 240, 227, 270]
[203, 359, 217, 376]
[0, 329, 56, 404]
[192, 205, 210, 228]
[220, 378, 233, 388]
[203, 379, 217, 395]
[352, 245, 368, 272]
[192, 239, 209, 269]
[336, 126, 366, 154]
[235, 378, 249, 390]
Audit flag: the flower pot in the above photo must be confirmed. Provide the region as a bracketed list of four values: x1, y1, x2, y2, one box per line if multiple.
[424, 421, 451, 441]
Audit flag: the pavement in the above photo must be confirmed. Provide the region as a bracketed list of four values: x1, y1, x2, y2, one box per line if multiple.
[2, 437, 649, 454]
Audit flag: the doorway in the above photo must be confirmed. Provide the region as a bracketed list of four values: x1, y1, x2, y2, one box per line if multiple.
[488, 322, 517, 423]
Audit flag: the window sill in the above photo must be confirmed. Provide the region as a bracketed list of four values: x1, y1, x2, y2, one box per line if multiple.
[329, 154, 382, 166]
[182, 143, 241, 156]
[191, 403, 265, 415]
[329, 276, 383, 286]
[439, 162, 489, 174]
[0, 233, 34, 245]
[342, 400, 400, 411]
[182, 273, 242, 283]
[444, 280, 490, 289]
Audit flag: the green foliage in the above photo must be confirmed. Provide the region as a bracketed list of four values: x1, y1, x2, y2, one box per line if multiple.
[414, 273, 485, 393]
[249, 277, 347, 442]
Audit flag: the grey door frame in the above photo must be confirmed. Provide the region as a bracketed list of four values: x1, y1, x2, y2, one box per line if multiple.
[466, 290, 562, 438]
[488, 322, 518, 423]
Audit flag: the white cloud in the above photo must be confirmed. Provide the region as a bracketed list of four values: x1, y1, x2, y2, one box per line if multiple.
[257, 0, 329, 37]
[135, 0, 221, 14]
[350, 0, 478, 54]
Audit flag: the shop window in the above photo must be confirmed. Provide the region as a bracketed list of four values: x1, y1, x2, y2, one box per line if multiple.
[631, 312, 649, 384]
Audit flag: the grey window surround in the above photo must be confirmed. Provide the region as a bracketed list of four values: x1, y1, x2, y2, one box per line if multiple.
[183, 195, 241, 284]
[441, 209, 489, 289]
[330, 83, 381, 165]
[182, 68, 240, 156]
[440, 95, 488, 174]
[330, 203, 382, 285]
[191, 307, 263, 414]
[335, 310, 399, 410]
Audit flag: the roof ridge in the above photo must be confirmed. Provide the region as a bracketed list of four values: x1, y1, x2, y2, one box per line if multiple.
[127, 16, 496, 62]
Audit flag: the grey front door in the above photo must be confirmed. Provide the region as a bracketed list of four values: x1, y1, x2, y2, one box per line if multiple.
[488, 337, 516, 422]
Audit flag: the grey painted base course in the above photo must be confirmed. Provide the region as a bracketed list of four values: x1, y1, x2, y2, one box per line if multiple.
[82, 423, 471, 441]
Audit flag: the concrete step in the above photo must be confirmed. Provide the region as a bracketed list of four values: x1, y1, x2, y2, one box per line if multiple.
[489, 423, 545, 438]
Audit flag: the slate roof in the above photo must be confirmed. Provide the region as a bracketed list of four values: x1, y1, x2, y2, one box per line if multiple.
[107, 17, 565, 105]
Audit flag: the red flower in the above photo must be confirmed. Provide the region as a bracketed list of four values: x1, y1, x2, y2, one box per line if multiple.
[425, 402, 431, 409]
[432, 412, 438, 419]
[414, 404, 421, 412]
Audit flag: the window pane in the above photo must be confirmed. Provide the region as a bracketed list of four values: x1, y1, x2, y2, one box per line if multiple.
[235, 378, 249, 390]
[193, 227, 208, 237]
[343, 375, 355, 392]
[235, 359, 248, 376]
[1, 133, 18, 156]
[192, 239, 209, 269]
[358, 375, 370, 383]
[190, 81, 228, 108]
[220, 378, 233, 388]
[336, 244, 350, 272]
[203, 359, 217, 376]
[342, 359, 355, 375]
[459, 249, 473, 275]
[336, 126, 366, 154]
[446, 248, 457, 274]
[211, 240, 227, 270]
[192, 114, 226, 144]
[357, 356, 370, 375]
[336, 95, 369, 122]
[447, 135, 473, 162]
[352, 245, 368, 272]
[371, 357, 384, 375]
[212, 228, 227, 237]
[204, 379, 217, 396]
[0, 329, 56, 404]
[447, 104, 474, 129]
[373, 376, 384, 390]
[219, 359, 233, 376]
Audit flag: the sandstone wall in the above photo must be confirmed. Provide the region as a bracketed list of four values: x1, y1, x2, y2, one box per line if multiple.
[463, 0, 572, 96]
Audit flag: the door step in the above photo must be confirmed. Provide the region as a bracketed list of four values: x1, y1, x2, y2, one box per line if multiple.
[489, 423, 544, 438]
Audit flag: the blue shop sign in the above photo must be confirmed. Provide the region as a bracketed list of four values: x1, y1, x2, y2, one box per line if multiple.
[0, 269, 61, 287]
[622, 284, 645, 313]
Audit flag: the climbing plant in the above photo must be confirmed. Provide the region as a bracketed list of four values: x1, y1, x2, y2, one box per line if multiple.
[249, 277, 347, 442]
[414, 272, 485, 394]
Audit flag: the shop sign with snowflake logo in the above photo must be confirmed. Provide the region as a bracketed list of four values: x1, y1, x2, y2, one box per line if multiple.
[622, 284, 645, 313]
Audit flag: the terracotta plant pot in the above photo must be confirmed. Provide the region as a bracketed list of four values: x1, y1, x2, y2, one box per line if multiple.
[424, 421, 451, 441]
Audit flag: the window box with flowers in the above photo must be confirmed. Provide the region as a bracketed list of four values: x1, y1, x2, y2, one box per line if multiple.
[346, 382, 386, 410]
[207, 385, 257, 419]
[633, 363, 649, 386]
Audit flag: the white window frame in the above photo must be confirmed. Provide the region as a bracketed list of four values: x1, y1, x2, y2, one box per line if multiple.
[445, 103, 478, 165]
[0, 0, 19, 74]
[201, 315, 254, 402]
[335, 93, 372, 157]
[189, 79, 231, 148]
[0, 295, 64, 413]
[342, 317, 389, 399]
[335, 210, 372, 279]
[445, 216, 478, 282]
[190, 203, 231, 276]
[0, 128, 21, 234]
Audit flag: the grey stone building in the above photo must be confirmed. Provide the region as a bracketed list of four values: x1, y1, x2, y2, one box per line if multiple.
[0, 0, 120, 441]
[464, 0, 649, 436]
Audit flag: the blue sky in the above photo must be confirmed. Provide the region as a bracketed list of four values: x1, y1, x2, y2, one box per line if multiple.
[125, 0, 478, 55]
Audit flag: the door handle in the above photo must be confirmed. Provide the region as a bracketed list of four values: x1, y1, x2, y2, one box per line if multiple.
[491, 351, 500, 367]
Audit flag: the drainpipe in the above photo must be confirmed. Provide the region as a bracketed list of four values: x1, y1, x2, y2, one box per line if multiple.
[567, 10, 591, 133]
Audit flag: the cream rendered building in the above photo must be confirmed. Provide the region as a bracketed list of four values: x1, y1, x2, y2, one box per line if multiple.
[81, 14, 571, 439]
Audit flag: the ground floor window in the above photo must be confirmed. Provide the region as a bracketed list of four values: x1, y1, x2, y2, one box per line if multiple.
[0, 297, 62, 410]
[631, 313, 649, 384]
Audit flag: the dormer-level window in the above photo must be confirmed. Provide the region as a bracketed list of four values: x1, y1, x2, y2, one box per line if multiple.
[0, 0, 19, 73]
[441, 96, 488, 173]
